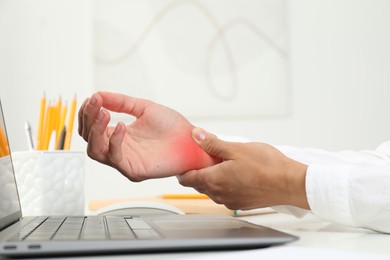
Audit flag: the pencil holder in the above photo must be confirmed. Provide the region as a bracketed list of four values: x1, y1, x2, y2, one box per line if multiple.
[0, 155, 20, 216]
[12, 151, 85, 216]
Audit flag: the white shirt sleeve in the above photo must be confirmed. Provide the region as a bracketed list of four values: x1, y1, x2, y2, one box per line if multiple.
[275, 142, 390, 233]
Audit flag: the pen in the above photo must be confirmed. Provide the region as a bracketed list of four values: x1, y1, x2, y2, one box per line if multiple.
[161, 194, 209, 199]
[233, 208, 275, 216]
[54, 96, 62, 147]
[25, 121, 34, 150]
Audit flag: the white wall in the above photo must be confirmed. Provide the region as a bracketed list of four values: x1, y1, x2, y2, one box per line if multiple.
[263, 0, 390, 151]
[0, 0, 93, 152]
[197, 0, 390, 151]
[94, 0, 289, 119]
[1, 0, 390, 203]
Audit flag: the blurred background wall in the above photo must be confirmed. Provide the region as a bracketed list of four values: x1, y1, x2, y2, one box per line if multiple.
[1, 0, 390, 203]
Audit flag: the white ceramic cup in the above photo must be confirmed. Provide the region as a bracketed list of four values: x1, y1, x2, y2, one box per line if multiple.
[12, 151, 85, 216]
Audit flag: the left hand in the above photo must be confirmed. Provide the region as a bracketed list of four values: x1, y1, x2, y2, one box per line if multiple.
[78, 92, 219, 181]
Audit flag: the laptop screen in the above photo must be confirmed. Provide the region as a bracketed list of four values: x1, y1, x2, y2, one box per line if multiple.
[0, 101, 22, 230]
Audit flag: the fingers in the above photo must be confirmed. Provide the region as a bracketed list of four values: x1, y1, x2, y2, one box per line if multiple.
[177, 162, 223, 189]
[177, 169, 205, 189]
[79, 93, 103, 141]
[79, 91, 155, 143]
[86, 108, 111, 164]
[192, 127, 233, 160]
[107, 122, 126, 168]
[177, 169, 225, 205]
[78, 97, 89, 137]
[98, 91, 152, 119]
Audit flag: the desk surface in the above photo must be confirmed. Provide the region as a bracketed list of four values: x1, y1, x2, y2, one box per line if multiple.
[3, 212, 389, 259]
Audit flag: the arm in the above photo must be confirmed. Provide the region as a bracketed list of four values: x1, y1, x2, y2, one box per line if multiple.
[276, 143, 390, 233]
[179, 129, 390, 233]
[307, 163, 390, 233]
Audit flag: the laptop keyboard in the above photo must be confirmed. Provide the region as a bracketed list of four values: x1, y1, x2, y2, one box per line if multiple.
[9, 216, 161, 241]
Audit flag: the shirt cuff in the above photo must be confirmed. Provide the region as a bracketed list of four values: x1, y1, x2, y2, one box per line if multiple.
[272, 205, 310, 218]
[306, 163, 355, 226]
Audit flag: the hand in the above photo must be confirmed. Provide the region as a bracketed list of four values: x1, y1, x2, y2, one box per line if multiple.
[177, 128, 310, 210]
[78, 92, 219, 181]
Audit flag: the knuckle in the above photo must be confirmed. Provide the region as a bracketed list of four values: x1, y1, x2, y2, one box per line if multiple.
[209, 195, 223, 205]
[82, 130, 89, 141]
[86, 147, 95, 158]
[86, 145, 104, 162]
[224, 202, 238, 210]
[78, 126, 83, 137]
[127, 175, 144, 182]
[122, 165, 145, 183]
[177, 176, 188, 186]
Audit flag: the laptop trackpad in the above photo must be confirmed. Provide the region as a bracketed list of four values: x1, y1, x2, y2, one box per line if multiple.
[153, 219, 244, 230]
[150, 218, 275, 239]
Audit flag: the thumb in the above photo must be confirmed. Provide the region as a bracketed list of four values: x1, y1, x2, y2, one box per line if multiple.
[192, 127, 232, 159]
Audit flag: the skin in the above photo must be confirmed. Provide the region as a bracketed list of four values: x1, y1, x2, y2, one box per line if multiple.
[79, 91, 310, 210]
[178, 128, 310, 210]
[78, 91, 219, 182]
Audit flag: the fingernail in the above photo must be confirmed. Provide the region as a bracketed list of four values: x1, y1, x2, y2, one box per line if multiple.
[89, 94, 97, 106]
[82, 97, 90, 108]
[96, 109, 104, 122]
[114, 122, 122, 134]
[192, 127, 206, 142]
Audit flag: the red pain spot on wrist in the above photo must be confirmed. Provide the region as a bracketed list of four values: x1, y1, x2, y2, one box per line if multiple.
[170, 134, 218, 172]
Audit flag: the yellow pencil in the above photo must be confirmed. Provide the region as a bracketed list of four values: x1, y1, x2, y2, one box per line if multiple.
[56, 102, 67, 149]
[42, 102, 54, 150]
[0, 127, 9, 156]
[64, 94, 77, 150]
[161, 194, 209, 199]
[0, 145, 4, 157]
[36, 93, 46, 150]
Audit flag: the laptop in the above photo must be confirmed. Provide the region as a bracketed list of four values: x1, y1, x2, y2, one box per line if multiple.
[0, 100, 298, 257]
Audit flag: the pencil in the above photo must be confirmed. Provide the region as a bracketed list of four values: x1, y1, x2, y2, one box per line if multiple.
[161, 194, 209, 199]
[0, 127, 9, 156]
[42, 102, 54, 150]
[0, 144, 4, 157]
[63, 94, 77, 150]
[36, 93, 46, 150]
[56, 102, 67, 149]
[58, 126, 67, 150]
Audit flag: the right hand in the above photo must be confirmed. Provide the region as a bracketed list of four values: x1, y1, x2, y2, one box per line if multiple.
[178, 128, 310, 210]
[78, 91, 219, 181]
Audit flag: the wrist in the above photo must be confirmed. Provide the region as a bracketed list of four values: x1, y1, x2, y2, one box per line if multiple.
[284, 159, 310, 209]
